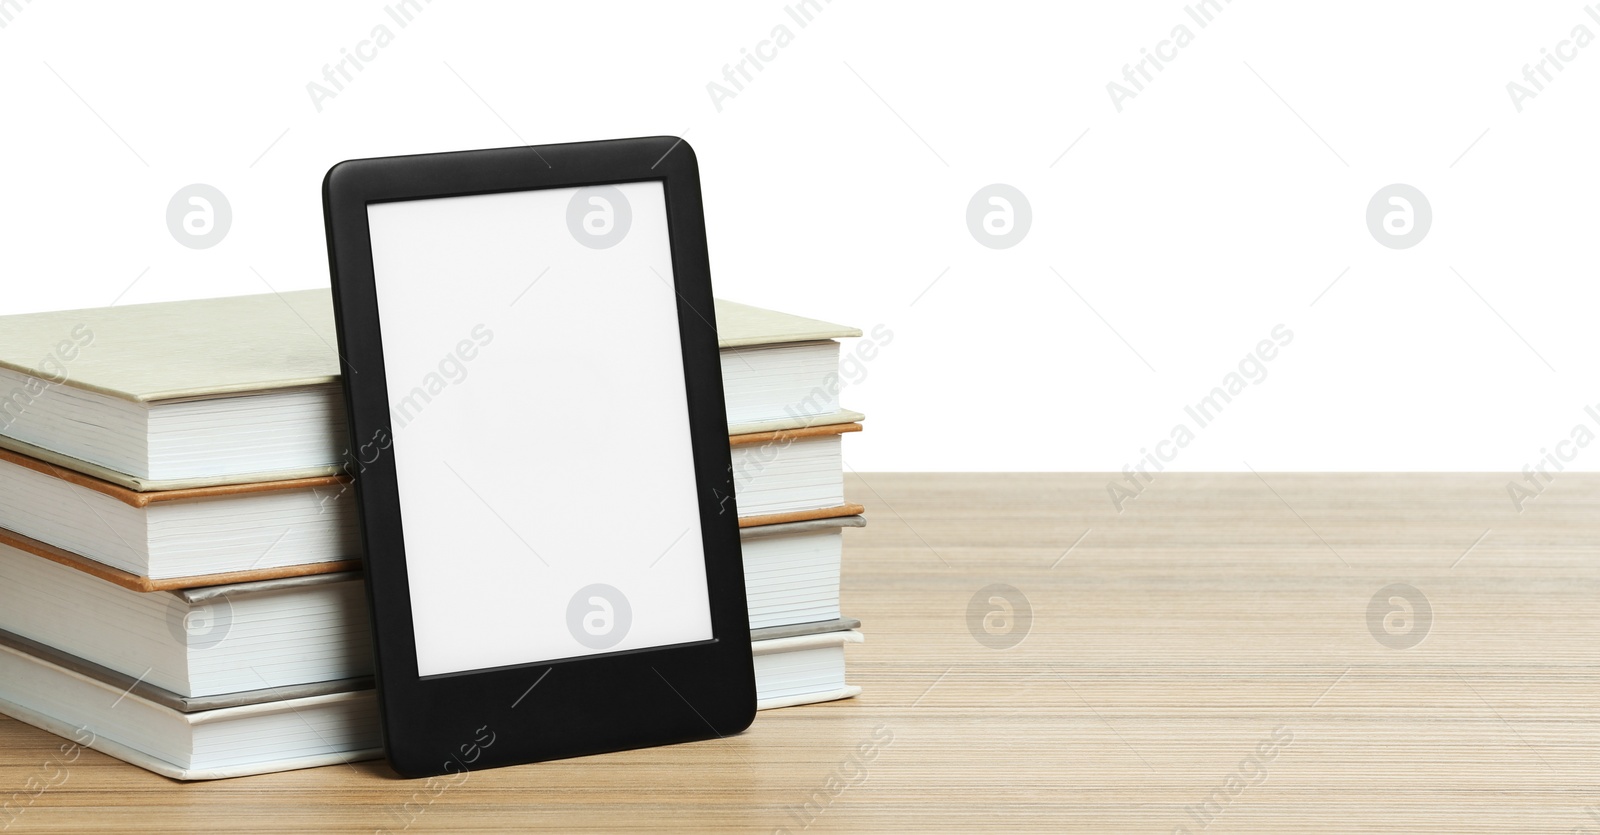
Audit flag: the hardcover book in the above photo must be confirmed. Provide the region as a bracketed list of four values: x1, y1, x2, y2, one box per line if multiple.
[0, 618, 863, 780]
[0, 446, 358, 581]
[0, 291, 344, 488]
[0, 292, 868, 488]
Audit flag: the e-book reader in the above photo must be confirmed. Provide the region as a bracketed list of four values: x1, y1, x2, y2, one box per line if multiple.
[322, 137, 755, 778]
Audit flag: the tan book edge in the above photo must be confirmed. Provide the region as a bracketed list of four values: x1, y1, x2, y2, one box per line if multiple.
[726, 408, 865, 437]
[739, 515, 865, 540]
[0, 527, 359, 593]
[0, 444, 348, 509]
[728, 422, 862, 448]
[737, 504, 866, 529]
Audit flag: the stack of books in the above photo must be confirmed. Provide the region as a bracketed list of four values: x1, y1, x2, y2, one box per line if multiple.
[718, 299, 867, 711]
[0, 290, 866, 779]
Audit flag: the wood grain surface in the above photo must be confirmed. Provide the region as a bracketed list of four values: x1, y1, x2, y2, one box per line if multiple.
[1, 473, 1596, 833]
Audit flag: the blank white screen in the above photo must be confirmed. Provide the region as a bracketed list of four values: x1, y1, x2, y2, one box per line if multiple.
[366, 181, 714, 677]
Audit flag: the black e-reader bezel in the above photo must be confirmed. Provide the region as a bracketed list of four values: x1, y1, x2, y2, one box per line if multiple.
[322, 137, 755, 778]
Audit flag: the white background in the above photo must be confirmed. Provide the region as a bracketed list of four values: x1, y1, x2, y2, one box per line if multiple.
[1, 1, 1595, 471]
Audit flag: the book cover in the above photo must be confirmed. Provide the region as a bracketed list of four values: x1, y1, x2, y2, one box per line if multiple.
[0, 290, 339, 404]
[0, 618, 864, 780]
[713, 299, 862, 348]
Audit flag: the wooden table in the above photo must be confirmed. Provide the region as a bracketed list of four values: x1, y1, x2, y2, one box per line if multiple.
[2, 474, 1596, 833]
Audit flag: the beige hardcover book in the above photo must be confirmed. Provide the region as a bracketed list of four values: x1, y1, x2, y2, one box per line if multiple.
[742, 519, 864, 629]
[0, 442, 358, 585]
[730, 422, 865, 528]
[715, 299, 867, 431]
[0, 629, 382, 781]
[751, 628, 864, 711]
[0, 294, 845, 402]
[0, 292, 865, 490]
[0, 290, 345, 489]
[0, 427, 859, 588]
[0, 619, 862, 780]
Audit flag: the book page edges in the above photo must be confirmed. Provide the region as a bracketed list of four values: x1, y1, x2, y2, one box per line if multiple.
[0, 638, 373, 724]
[756, 685, 862, 712]
[0, 500, 860, 589]
[0, 527, 357, 593]
[4, 417, 860, 495]
[0, 433, 346, 494]
[0, 695, 380, 781]
[0, 441, 348, 507]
